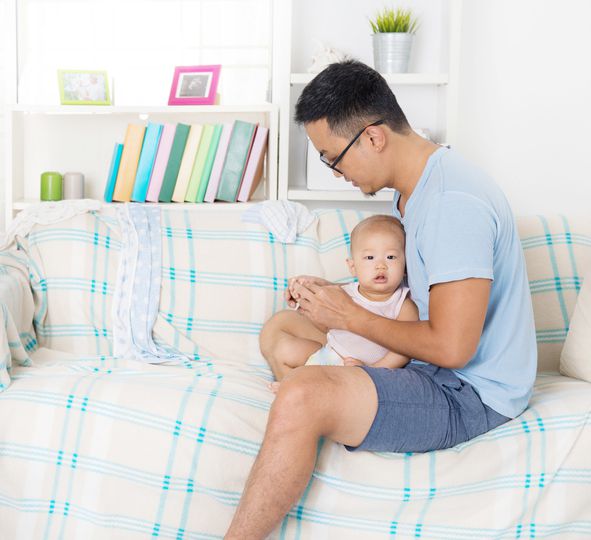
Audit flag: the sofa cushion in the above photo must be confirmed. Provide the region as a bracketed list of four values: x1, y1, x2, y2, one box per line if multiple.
[517, 215, 591, 371]
[560, 272, 591, 382]
[153, 208, 326, 367]
[23, 210, 120, 356]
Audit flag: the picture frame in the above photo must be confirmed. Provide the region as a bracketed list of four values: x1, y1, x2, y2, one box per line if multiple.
[57, 69, 111, 105]
[168, 65, 221, 106]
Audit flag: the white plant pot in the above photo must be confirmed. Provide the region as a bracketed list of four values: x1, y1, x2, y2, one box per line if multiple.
[372, 32, 413, 73]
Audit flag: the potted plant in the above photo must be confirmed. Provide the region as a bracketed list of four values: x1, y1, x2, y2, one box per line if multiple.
[370, 7, 418, 73]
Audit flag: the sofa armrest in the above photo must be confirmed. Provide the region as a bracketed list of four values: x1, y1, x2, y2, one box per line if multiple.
[0, 250, 36, 392]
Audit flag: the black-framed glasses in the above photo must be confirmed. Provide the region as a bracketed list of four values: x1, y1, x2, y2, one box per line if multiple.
[319, 119, 385, 175]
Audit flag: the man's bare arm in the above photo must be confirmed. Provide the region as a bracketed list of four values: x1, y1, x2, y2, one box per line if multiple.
[294, 278, 491, 370]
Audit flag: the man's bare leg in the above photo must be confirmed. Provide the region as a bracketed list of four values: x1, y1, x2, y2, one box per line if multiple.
[259, 310, 327, 381]
[225, 365, 378, 539]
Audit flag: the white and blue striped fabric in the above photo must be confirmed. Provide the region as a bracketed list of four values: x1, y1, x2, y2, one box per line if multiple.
[1, 206, 590, 539]
[112, 204, 188, 365]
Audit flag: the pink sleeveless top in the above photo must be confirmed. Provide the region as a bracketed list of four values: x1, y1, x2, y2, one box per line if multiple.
[326, 282, 409, 365]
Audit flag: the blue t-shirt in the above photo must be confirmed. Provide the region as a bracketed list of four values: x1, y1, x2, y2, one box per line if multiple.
[392, 147, 537, 418]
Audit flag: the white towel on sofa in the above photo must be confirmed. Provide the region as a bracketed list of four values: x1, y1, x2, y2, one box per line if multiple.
[0, 199, 102, 250]
[241, 200, 316, 243]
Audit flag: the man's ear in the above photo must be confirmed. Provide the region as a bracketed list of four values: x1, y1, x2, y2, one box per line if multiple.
[346, 258, 356, 276]
[365, 124, 386, 152]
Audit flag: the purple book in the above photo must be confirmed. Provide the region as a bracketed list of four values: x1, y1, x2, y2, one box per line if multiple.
[145, 123, 176, 202]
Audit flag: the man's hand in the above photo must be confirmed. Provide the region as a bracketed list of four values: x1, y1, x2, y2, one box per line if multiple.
[343, 357, 365, 367]
[284, 275, 332, 308]
[291, 280, 361, 330]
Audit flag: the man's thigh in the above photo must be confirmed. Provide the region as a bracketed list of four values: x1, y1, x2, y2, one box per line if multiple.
[345, 363, 508, 453]
[279, 365, 378, 448]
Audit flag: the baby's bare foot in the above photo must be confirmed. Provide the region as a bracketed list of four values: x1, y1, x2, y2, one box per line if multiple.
[268, 381, 281, 393]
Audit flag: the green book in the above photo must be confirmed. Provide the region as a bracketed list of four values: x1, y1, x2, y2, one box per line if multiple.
[195, 124, 223, 203]
[185, 124, 214, 202]
[158, 123, 190, 202]
[216, 120, 256, 202]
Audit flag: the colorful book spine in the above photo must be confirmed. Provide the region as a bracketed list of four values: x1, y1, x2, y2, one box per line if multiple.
[216, 120, 256, 202]
[204, 122, 234, 203]
[131, 122, 163, 202]
[195, 124, 223, 203]
[112, 124, 146, 202]
[237, 125, 269, 202]
[172, 124, 204, 202]
[145, 123, 176, 202]
[158, 123, 191, 203]
[185, 125, 214, 203]
[104, 143, 123, 202]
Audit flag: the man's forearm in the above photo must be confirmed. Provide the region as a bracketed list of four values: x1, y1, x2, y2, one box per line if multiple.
[346, 307, 460, 369]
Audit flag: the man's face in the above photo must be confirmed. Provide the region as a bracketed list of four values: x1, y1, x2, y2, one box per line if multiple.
[305, 118, 384, 196]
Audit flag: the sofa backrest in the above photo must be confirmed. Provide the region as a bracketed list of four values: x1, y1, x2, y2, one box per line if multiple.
[20, 207, 591, 372]
[22, 209, 120, 356]
[517, 214, 591, 371]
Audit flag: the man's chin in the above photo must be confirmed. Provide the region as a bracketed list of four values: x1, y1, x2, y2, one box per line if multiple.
[356, 186, 377, 197]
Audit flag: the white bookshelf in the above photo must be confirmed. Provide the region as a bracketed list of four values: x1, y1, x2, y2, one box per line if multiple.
[4, 104, 279, 229]
[290, 73, 449, 86]
[274, 0, 462, 205]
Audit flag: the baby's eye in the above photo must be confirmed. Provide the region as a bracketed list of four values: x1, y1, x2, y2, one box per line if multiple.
[365, 255, 374, 260]
[387, 255, 396, 260]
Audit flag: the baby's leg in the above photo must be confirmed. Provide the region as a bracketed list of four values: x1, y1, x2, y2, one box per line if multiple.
[260, 310, 326, 381]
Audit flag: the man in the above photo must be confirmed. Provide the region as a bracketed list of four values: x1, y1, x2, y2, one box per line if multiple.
[225, 60, 536, 539]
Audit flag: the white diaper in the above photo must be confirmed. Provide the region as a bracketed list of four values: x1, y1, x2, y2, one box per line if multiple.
[305, 346, 344, 366]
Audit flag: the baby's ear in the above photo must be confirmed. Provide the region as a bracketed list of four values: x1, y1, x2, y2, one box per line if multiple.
[346, 258, 356, 276]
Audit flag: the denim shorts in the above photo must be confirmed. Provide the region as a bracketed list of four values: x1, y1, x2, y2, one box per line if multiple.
[346, 362, 510, 453]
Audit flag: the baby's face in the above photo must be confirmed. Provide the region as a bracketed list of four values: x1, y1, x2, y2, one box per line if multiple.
[348, 228, 405, 298]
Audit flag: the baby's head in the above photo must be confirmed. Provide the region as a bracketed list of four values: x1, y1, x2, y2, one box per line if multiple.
[347, 215, 406, 300]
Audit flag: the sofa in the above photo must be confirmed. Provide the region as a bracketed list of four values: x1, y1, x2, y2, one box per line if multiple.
[1, 203, 590, 539]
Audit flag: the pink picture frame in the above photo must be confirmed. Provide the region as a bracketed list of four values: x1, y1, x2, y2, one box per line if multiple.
[168, 65, 221, 106]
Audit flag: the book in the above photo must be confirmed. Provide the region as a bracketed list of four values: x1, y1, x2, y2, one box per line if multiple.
[237, 125, 269, 202]
[184, 124, 214, 203]
[145, 123, 176, 202]
[171, 124, 203, 202]
[216, 120, 257, 202]
[195, 124, 223, 203]
[131, 122, 163, 202]
[112, 124, 146, 202]
[104, 143, 123, 202]
[204, 122, 234, 203]
[158, 123, 191, 203]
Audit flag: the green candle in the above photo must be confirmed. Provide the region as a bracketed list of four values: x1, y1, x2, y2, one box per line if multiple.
[40, 171, 63, 201]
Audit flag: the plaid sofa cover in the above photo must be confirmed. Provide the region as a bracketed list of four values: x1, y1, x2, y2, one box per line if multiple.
[0, 207, 590, 539]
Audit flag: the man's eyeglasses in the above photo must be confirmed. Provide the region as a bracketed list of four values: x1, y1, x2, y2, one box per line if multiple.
[319, 119, 385, 175]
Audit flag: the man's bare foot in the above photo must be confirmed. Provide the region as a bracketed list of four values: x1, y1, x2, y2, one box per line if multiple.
[268, 381, 281, 393]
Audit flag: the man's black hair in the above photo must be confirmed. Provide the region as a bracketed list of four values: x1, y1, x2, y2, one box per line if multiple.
[294, 59, 411, 138]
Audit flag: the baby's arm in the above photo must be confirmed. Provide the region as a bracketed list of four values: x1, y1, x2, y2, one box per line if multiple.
[372, 296, 419, 369]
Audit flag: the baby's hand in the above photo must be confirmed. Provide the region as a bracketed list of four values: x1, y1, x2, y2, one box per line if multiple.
[343, 357, 365, 367]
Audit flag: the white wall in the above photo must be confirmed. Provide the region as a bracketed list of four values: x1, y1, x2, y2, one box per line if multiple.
[289, 0, 591, 216]
[456, 0, 591, 215]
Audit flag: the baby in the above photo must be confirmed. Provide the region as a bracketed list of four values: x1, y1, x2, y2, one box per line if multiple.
[265, 214, 418, 390]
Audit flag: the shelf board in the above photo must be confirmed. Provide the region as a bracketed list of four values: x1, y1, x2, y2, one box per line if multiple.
[9, 103, 277, 115]
[290, 73, 448, 86]
[12, 199, 264, 211]
[287, 189, 395, 202]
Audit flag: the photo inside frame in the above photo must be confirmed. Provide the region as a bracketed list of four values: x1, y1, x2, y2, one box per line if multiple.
[177, 73, 212, 98]
[63, 73, 107, 101]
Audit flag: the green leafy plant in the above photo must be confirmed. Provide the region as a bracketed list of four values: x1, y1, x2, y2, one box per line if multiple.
[369, 7, 418, 34]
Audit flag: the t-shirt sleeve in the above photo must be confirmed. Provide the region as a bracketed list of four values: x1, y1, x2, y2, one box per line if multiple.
[418, 192, 497, 287]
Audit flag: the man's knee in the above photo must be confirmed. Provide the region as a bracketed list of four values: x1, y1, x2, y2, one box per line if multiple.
[270, 367, 338, 435]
